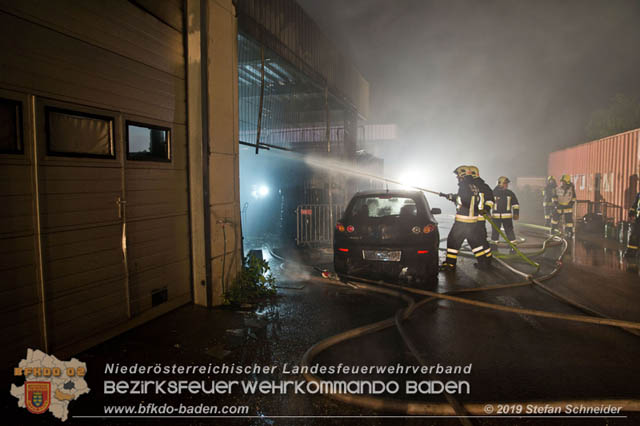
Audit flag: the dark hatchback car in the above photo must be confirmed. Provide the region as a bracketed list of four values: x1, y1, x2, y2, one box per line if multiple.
[333, 190, 441, 284]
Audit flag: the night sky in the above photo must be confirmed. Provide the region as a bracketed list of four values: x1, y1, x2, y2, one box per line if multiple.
[297, 0, 640, 188]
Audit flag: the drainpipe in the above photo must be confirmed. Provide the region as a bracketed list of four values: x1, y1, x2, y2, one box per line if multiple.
[200, 0, 213, 306]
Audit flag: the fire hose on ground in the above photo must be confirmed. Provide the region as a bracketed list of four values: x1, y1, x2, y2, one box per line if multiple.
[262, 178, 640, 419]
[274, 226, 640, 419]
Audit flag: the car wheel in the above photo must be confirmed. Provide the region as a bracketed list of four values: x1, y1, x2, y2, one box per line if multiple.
[334, 256, 348, 275]
[420, 252, 439, 286]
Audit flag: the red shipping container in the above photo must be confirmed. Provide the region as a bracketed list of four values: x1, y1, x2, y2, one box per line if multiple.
[548, 129, 640, 224]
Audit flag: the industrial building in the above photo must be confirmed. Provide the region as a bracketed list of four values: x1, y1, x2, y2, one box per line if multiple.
[0, 0, 370, 368]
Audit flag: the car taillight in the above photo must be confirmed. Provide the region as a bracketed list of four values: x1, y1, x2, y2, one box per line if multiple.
[417, 250, 429, 254]
[338, 248, 349, 252]
[423, 224, 436, 234]
[346, 225, 355, 233]
[336, 223, 345, 232]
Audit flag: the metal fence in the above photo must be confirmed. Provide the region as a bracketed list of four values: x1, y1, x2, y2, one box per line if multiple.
[296, 204, 344, 246]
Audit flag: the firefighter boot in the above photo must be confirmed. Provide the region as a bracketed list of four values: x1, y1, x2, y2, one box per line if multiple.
[485, 251, 493, 266]
[439, 262, 456, 272]
[624, 247, 638, 261]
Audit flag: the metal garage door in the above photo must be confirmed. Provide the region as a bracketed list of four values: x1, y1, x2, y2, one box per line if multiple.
[35, 99, 130, 351]
[123, 115, 191, 317]
[0, 0, 191, 364]
[0, 90, 43, 367]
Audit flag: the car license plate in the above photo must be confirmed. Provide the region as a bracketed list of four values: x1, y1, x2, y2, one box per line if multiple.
[362, 250, 401, 262]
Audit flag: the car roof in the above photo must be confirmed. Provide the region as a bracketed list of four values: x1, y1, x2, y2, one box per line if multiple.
[351, 189, 425, 198]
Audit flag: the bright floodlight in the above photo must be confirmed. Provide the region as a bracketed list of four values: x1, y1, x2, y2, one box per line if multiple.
[258, 185, 269, 197]
[397, 170, 424, 189]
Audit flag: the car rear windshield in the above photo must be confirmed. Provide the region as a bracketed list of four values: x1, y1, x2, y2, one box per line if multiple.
[348, 196, 419, 219]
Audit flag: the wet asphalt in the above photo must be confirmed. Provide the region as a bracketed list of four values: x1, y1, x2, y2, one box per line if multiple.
[4, 219, 640, 426]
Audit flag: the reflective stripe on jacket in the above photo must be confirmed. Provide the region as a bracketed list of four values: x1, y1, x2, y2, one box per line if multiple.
[454, 175, 478, 223]
[492, 187, 519, 219]
[556, 183, 576, 206]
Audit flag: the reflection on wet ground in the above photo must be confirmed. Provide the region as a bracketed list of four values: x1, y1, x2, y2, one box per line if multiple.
[438, 215, 639, 274]
[569, 235, 635, 272]
[6, 221, 639, 425]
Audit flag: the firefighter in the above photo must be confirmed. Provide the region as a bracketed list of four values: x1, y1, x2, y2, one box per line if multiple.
[543, 176, 557, 227]
[624, 189, 640, 261]
[491, 176, 520, 245]
[553, 174, 577, 237]
[466, 166, 494, 264]
[440, 165, 489, 271]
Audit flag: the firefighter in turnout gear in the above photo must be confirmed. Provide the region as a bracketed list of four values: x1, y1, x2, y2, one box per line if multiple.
[467, 166, 494, 266]
[553, 174, 577, 237]
[624, 190, 640, 260]
[491, 176, 520, 244]
[543, 176, 557, 227]
[440, 165, 489, 272]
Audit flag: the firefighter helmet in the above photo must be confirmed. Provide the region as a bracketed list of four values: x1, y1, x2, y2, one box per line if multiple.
[453, 165, 468, 178]
[561, 174, 571, 184]
[466, 165, 480, 177]
[498, 176, 510, 186]
[547, 175, 556, 183]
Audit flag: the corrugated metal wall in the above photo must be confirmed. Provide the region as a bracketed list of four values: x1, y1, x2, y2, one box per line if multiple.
[548, 129, 640, 224]
[236, 0, 369, 119]
[0, 0, 191, 365]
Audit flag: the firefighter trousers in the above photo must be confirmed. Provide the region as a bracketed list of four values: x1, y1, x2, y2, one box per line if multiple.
[543, 203, 554, 226]
[444, 221, 487, 266]
[476, 220, 492, 259]
[491, 218, 516, 242]
[552, 205, 574, 233]
[627, 221, 639, 257]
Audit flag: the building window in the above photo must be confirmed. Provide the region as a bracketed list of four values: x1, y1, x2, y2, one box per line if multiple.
[0, 98, 23, 154]
[126, 122, 171, 162]
[46, 107, 115, 158]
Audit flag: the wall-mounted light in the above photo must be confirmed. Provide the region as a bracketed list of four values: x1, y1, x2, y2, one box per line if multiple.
[251, 184, 270, 199]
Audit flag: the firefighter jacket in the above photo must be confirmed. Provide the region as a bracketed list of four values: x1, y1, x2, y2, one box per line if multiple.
[542, 182, 557, 206]
[492, 187, 520, 219]
[454, 175, 480, 223]
[630, 192, 640, 222]
[556, 182, 576, 207]
[473, 177, 494, 222]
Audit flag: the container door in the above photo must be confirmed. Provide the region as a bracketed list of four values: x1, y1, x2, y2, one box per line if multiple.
[594, 173, 602, 213]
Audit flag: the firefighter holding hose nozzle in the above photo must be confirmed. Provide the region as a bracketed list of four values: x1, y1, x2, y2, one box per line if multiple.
[466, 166, 494, 265]
[624, 189, 640, 262]
[439, 165, 491, 272]
[552, 174, 577, 238]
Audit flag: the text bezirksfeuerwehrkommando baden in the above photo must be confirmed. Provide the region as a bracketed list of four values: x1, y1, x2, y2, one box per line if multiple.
[104, 378, 470, 395]
[104, 362, 472, 376]
[104, 363, 473, 395]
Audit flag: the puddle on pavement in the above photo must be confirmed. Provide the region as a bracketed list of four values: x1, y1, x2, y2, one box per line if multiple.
[568, 237, 638, 273]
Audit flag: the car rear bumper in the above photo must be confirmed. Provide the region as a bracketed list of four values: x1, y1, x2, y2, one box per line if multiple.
[333, 244, 436, 278]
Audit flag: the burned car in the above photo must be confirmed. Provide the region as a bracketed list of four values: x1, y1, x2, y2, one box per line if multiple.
[333, 190, 441, 284]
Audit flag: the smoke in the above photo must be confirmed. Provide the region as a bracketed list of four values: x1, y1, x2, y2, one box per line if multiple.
[297, 0, 640, 181]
